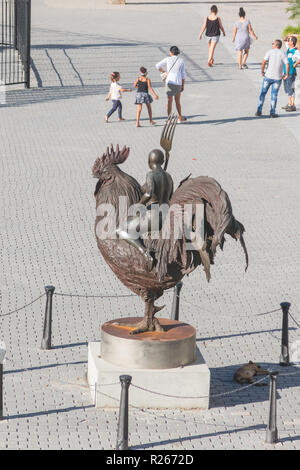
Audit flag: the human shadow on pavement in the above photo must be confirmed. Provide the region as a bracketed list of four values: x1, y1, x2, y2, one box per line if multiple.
[114, 114, 207, 124]
[185, 115, 275, 125]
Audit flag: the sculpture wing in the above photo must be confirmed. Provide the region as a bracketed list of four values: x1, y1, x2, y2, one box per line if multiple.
[155, 176, 248, 280]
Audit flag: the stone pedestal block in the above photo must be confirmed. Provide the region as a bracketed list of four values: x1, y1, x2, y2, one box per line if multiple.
[87, 342, 210, 409]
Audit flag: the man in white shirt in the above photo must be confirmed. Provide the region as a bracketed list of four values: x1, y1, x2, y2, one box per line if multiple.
[255, 39, 289, 118]
[156, 46, 187, 122]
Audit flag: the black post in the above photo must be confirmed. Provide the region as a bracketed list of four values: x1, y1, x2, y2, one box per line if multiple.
[279, 302, 291, 366]
[24, 0, 31, 88]
[14, 0, 17, 50]
[0, 363, 3, 421]
[171, 281, 183, 321]
[265, 371, 279, 444]
[116, 375, 132, 450]
[41, 285, 55, 350]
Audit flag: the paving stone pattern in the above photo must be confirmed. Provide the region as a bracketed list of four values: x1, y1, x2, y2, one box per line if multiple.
[0, 0, 300, 450]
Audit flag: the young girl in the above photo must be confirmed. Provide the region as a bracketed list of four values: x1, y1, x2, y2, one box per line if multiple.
[134, 67, 159, 127]
[105, 72, 132, 123]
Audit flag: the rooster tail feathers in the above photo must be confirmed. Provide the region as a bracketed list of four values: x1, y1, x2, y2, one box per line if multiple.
[226, 217, 249, 272]
[236, 222, 249, 272]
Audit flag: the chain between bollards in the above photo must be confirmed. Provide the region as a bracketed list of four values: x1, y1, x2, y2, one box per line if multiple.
[41, 286, 55, 350]
[171, 281, 183, 321]
[279, 302, 291, 366]
[116, 375, 132, 450]
[266, 370, 279, 444]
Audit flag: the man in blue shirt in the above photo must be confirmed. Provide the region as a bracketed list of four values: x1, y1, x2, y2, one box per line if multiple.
[282, 36, 297, 112]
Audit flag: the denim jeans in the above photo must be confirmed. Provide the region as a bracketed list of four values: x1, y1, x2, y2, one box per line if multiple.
[257, 77, 282, 115]
[107, 99, 122, 119]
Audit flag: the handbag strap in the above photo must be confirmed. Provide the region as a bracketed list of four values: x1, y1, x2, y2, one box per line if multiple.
[165, 56, 180, 80]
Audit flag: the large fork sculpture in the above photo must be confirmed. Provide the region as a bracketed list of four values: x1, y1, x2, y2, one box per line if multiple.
[160, 113, 177, 171]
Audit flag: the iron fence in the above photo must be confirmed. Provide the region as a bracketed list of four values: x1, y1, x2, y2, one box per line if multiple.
[0, 0, 31, 88]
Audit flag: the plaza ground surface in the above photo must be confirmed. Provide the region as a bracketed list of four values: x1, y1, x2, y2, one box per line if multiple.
[0, 0, 300, 450]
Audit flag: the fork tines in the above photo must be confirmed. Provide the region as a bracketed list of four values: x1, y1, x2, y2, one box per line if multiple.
[160, 113, 178, 151]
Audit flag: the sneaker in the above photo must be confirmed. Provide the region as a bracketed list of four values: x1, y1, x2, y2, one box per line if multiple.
[282, 104, 290, 110]
[286, 105, 296, 112]
[242, 64, 248, 69]
[270, 113, 278, 118]
[255, 111, 262, 116]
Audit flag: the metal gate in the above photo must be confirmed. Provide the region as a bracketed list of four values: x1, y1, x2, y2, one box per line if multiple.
[0, 0, 31, 88]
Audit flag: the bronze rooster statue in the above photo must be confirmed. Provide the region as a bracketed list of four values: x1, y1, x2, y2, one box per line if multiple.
[93, 126, 248, 335]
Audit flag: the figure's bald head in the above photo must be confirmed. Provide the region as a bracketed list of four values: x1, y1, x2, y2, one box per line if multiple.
[148, 149, 164, 168]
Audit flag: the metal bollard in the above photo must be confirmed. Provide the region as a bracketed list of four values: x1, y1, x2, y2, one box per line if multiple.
[171, 281, 183, 321]
[265, 371, 279, 444]
[116, 375, 132, 450]
[279, 302, 291, 366]
[41, 285, 55, 350]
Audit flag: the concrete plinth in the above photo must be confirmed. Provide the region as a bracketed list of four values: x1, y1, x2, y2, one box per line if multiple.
[101, 317, 197, 369]
[88, 342, 210, 409]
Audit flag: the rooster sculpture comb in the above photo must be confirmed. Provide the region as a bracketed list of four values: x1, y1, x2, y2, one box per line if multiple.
[92, 144, 130, 176]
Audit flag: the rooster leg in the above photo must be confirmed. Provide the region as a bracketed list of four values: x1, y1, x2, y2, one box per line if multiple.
[129, 300, 165, 335]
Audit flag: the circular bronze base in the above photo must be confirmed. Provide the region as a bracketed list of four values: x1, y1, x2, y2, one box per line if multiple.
[101, 317, 196, 369]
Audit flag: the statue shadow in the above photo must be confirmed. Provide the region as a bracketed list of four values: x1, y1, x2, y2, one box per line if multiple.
[208, 363, 300, 409]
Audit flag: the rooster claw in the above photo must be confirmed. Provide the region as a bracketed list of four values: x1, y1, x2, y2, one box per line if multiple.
[129, 317, 164, 335]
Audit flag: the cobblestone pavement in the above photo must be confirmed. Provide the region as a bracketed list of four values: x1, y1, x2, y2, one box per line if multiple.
[0, 0, 300, 450]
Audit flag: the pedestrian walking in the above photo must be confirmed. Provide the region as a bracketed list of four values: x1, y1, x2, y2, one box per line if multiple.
[232, 7, 257, 70]
[156, 46, 187, 122]
[282, 36, 298, 112]
[104, 72, 132, 123]
[198, 5, 226, 67]
[255, 39, 289, 118]
[134, 67, 159, 127]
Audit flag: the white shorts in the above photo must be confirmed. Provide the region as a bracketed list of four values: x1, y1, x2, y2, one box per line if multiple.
[207, 35, 220, 43]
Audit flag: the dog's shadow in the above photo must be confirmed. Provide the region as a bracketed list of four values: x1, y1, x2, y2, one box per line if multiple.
[208, 362, 300, 408]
